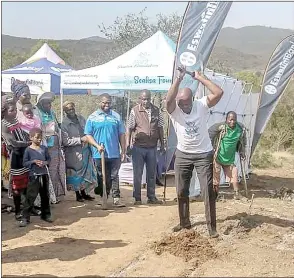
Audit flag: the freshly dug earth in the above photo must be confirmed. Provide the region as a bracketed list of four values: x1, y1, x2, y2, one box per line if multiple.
[2, 154, 294, 277]
[154, 229, 217, 266]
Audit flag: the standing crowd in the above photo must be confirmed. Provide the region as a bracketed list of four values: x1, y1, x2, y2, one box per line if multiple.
[2, 68, 247, 237]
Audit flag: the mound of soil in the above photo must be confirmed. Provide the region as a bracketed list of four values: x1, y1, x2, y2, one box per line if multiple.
[153, 229, 217, 266]
[222, 215, 261, 236]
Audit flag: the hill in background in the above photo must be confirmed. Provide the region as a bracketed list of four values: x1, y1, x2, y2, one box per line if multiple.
[2, 26, 293, 72]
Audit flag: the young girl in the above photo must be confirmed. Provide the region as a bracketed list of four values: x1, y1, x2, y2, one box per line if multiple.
[20, 127, 52, 227]
[18, 104, 44, 212]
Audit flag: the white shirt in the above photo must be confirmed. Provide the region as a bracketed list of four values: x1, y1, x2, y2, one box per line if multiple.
[169, 96, 213, 154]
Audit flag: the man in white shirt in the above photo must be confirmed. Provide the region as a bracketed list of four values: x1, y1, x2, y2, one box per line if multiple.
[166, 67, 223, 238]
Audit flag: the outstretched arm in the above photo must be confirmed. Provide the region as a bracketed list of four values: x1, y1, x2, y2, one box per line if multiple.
[84, 118, 104, 153]
[165, 68, 186, 114]
[85, 135, 104, 152]
[193, 72, 223, 108]
[61, 123, 84, 147]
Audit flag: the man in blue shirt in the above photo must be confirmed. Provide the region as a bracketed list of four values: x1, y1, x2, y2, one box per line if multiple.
[84, 93, 126, 207]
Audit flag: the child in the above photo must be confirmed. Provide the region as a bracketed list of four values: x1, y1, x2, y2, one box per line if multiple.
[20, 127, 52, 227]
[19, 103, 43, 210]
[19, 104, 41, 135]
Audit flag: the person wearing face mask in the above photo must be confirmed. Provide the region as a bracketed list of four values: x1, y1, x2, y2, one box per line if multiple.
[209, 111, 247, 200]
[166, 67, 223, 237]
[126, 90, 165, 205]
[84, 93, 126, 207]
[1, 95, 30, 221]
[61, 101, 96, 202]
[35, 92, 65, 203]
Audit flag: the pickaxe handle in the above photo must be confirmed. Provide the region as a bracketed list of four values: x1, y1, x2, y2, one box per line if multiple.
[101, 149, 108, 210]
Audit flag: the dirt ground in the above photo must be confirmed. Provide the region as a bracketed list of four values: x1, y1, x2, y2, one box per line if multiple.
[2, 152, 294, 277]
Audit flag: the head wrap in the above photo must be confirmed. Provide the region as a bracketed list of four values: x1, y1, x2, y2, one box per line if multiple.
[36, 92, 54, 105]
[36, 92, 55, 125]
[11, 79, 30, 100]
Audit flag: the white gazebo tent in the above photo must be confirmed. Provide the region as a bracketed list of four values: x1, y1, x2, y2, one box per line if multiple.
[61, 30, 176, 93]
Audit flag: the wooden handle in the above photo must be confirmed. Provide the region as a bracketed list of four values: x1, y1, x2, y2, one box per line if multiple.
[240, 158, 248, 198]
[101, 150, 107, 209]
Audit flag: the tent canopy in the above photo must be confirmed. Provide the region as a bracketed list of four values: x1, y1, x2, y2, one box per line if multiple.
[22, 43, 66, 65]
[2, 58, 72, 75]
[2, 58, 73, 95]
[1, 44, 86, 95]
[61, 31, 176, 92]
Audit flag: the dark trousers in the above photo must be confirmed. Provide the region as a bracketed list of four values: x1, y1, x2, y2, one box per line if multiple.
[132, 146, 157, 201]
[22, 175, 51, 220]
[13, 189, 26, 215]
[174, 150, 217, 230]
[95, 158, 121, 198]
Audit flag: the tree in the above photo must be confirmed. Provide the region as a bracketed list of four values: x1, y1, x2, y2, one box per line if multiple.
[98, 8, 182, 54]
[98, 8, 251, 78]
[1, 50, 27, 70]
[234, 71, 262, 93]
[207, 58, 233, 75]
[29, 40, 72, 63]
[1, 40, 73, 71]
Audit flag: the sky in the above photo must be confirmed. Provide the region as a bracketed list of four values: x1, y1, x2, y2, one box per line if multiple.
[2, 1, 294, 40]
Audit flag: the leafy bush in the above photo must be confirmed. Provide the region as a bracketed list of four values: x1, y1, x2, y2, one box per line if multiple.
[251, 149, 278, 169]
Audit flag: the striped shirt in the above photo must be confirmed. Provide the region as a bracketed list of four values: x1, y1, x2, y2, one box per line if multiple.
[1, 118, 29, 176]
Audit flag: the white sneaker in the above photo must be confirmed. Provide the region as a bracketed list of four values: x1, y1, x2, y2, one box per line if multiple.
[113, 198, 126, 207]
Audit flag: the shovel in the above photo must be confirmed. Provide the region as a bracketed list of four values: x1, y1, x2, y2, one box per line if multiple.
[101, 149, 108, 210]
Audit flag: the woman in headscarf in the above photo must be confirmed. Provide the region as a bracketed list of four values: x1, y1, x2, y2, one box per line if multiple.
[10, 80, 57, 206]
[61, 101, 96, 202]
[1, 95, 30, 220]
[10, 79, 32, 121]
[35, 92, 66, 202]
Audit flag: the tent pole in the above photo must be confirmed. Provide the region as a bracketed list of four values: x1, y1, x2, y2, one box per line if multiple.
[60, 87, 63, 122]
[126, 91, 131, 124]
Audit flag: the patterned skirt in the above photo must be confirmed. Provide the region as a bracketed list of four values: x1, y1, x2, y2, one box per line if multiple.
[47, 139, 66, 198]
[10, 148, 29, 192]
[66, 144, 97, 193]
